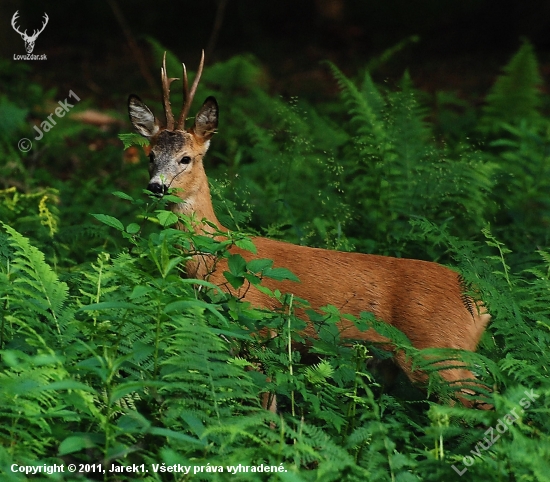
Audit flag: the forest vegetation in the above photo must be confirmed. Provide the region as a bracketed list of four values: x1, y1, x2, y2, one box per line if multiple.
[1, 35, 550, 480]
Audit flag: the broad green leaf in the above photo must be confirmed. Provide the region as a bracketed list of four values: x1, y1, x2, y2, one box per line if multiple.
[58, 434, 101, 455]
[223, 271, 244, 289]
[228, 254, 247, 276]
[263, 267, 300, 282]
[112, 191, 134, 201]
[247, 258, 273, 273]
[126, 223, 140, 234]
[157, 210, 179, 227]
[91, 213, 124, 231]
[243, 272, 261, 286]
[235, 237, 257, 254]
[163, 194, 184, 203]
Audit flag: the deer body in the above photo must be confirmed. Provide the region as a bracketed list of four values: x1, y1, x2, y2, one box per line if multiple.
[128, 52, 490, 401]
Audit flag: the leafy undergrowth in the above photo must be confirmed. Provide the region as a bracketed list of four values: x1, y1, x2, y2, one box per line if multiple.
[1, 40, 550, 480]
[1, 199, 549, 481]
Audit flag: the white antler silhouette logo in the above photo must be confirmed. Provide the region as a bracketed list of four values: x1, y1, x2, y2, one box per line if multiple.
[11, 11, 49, 54]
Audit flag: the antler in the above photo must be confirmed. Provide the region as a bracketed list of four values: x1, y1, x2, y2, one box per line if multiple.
[11, 11, 26, 37]
[176, 50, 205, 129]
[160, 52, 179, 130]
[31, 13, 49, 40]
[11, 11, 49, 40]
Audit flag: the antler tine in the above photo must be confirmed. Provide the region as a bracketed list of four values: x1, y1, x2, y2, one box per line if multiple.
[11, 11, 25, 36]
[176, 63, 189, 129]
[177, 49, 205, 129]
[161, 51, 179, 130]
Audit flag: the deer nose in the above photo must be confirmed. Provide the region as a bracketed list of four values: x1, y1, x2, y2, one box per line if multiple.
[147, 182, 166, 196]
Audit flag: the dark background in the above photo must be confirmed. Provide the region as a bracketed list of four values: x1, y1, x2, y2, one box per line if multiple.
[2, 0, 550, 108]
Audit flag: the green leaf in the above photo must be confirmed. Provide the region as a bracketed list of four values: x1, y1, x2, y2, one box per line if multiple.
[228, 254, 247, 276]
[130, 285, 155, 299]
[162, 256, 184, 277]
[90, 213, 124, 231]
[157, 210, 179, 227]
[164, 299, 228, 325]
[110, 381, 146, 403]
[80, 301, 146, 311]
[148, 427, 205, 446]
[223, 271, 244, 289]
[255, 284, 274, 297]
[163, 194, 184, 203]
[126, 223, 140, 234]
[112, 191, 135, 201]
[235, 237, 257, 253]
[247, 258, 273, 273]
[117, 411, 152, 432]
[58, 434, 101, 455]
[263, 267, 300, 282]
[243, 272, 261, 286]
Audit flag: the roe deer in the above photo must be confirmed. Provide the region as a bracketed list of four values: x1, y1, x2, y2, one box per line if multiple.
[128, 51, 491, 406]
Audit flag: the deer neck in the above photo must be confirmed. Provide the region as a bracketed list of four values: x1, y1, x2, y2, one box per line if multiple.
[171, 166, 226, 236]
[171, 166, 228, 279]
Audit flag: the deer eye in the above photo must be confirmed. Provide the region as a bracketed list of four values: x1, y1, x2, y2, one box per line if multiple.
[180, 156, 192, 165]
[148, 152, 156, 163]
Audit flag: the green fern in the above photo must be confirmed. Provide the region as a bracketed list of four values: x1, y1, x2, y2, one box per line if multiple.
[480, 40, 542, 134]
[0, 351, 71, 462]
[160, 313, 259, 425]
[2, 45, 550, 481]
[118, 132, 149, 150]
[1, 223, 71, 338]
[328, 66, 495, 252]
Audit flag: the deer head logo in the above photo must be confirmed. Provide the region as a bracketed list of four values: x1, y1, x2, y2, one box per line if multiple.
[11, 11, 49, 54]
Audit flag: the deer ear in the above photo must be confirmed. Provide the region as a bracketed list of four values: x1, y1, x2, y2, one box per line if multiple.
[128, 95, 160, 138]
[193, 96, 218, 141]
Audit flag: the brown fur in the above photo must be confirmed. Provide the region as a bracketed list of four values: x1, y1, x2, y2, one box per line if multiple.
[199, 239, 490, 389]
[128, 79, 491, 407]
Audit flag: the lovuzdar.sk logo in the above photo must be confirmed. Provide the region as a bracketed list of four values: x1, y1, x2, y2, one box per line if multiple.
[11, 10, 48, 60]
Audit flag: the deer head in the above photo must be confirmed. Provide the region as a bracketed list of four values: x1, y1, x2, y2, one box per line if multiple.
[11, 11, 49, 54]
[128, 51, 218, 211]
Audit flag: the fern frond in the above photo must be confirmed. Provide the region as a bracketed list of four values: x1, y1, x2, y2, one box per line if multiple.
[480, 40, 542, 133]
[118, 132, 149, 150]
[326, 61, 387, 147]
[2, 223, 70, 336]
[160, 313, 259, 426]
